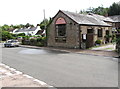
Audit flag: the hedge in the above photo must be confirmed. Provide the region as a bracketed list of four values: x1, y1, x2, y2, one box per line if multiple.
[22, 37, 47, 47]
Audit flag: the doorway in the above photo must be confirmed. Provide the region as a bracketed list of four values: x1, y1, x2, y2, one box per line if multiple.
[86, 29, 94, 48]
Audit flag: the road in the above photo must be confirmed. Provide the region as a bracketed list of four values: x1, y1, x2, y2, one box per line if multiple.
[2, 45, 118, 87]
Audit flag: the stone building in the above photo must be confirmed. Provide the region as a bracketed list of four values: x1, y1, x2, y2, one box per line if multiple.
[47, 10, 113, 49]
[109, 15, 120, 30]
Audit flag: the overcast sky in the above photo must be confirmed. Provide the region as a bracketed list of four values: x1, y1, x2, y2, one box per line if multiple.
[0, 0, 119, 26]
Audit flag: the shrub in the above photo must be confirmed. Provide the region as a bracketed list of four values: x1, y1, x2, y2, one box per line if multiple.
[36, 42, 44, 47]
[17, 33, 25, 36]
[22, 37, 47, 47]
[36, 37, 47, 46]
[30, 38, 37, 46]
[36, 37, 42, 42]
[41, 37, 47, 46]
[95, 40, 101, 45]
[104, 35, 112, 38]
[23, 36, 30, 40]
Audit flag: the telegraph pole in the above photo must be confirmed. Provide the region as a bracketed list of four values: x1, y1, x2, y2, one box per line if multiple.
[43, 9, 46, 37]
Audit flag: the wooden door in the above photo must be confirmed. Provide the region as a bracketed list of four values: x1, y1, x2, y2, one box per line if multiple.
[86, 29, 94, 48]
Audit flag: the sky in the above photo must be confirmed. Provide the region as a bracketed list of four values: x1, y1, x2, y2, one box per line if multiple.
[0, 0, 120, 26]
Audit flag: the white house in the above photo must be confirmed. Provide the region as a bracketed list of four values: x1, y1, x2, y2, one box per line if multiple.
[13, 25, 41, 36]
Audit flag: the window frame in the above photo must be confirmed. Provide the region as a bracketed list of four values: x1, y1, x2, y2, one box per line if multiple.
[55, 24, 66, 37]
[98, 29, 103, 37]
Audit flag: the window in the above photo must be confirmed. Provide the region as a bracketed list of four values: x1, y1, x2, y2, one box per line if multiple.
[56, 24, 66, 37]
[87, 29, 93, 33]
[55, 17, 66, 43]
[106, 30, 109, 35]
[98, 29, 102, 37]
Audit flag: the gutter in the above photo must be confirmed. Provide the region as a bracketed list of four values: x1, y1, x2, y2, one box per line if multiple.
[79, 24, 112, 27]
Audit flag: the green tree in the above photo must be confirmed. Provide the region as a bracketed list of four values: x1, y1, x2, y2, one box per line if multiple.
[84, 6, 108, 16]
[0, 30, 13, 41]
[1, 24, 10, 31]
[108, 2, 120, 16]
[40, 18, 52, 30]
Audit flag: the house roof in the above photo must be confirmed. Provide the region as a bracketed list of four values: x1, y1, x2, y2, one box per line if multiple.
[109, 15, 120, 22]
[88, 13, 114, 22]
[15, 27, 37, 32]
[60, 10, 112, 27]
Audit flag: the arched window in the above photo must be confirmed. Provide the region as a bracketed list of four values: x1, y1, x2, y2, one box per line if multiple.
[55, 17, 66, 24]
[55, 17, 66, 37]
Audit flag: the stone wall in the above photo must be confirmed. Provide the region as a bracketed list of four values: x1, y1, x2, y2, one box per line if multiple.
[80, 26, 112, 45]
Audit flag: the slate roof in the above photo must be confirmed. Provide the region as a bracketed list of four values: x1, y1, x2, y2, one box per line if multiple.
[15, 27, 37, 32]
[88, 13, 114, 22]
[60, 10, 112, 27]
[109, 15, 120, 22]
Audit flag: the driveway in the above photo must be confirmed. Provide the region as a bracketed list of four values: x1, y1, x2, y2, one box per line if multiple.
[2, 46, 118, 87]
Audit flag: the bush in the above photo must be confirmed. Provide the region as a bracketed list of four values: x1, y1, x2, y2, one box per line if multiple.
[22, 37, 47, 47]
[23, 36, 30, 40]
[95, 40, 101, 45]
[36, 37, 47, 46]
[36, 37, 42, 42]
[30, 38, 37, 46]
[104, 35, 112, 38]
[17, 33, 25, 36]
[41, 37, 47, 46]
[36, 42, 44, 47]
[22, 40, 30, 45]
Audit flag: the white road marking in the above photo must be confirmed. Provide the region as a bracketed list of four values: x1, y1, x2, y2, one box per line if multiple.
[15, 71, 22, 74]
[0, 63, 54, 87]
[33, 79, 47, 85]
[23, 74, 33, 79]
[9, 68, 16, 71]
[5, 72, 13, 76]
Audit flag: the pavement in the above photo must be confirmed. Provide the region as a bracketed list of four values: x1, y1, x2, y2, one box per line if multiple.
[0, 63, 53, 87]
[91, 44, 116, 51]
[2, 43, 118, 87]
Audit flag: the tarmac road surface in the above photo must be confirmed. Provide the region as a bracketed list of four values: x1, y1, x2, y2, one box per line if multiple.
[2, 45, 118, 87]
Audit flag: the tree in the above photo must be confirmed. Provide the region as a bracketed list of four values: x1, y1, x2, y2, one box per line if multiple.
[0, 29, 13, 41]
[82, 6, 108, 16]
[40, 18, 52, 30]
[19, 24, 25, 28]
[80, 2, 120, 16]
[25, 23, 30, 28]
[108, 2, 120, 16]
[1, 24, 10, 31]
[92, 6, 108, 16]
